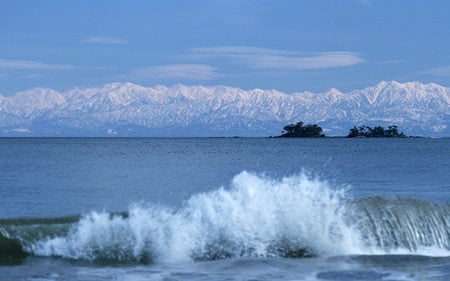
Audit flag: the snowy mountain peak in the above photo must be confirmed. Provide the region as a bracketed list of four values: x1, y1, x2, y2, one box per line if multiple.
[326, 88, 344, 95]
[99, 82, 147, 93]
[12, 87, 66, 109]
[375, 80, 447, 92]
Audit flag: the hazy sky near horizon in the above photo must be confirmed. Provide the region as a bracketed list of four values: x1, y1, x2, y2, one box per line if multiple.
[1, 0, 450, 95]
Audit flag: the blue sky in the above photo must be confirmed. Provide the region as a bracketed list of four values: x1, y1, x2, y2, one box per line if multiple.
[1, 0, 450, 95]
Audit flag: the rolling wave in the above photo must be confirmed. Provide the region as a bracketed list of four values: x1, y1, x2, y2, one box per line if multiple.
[1, 171, 449, 264]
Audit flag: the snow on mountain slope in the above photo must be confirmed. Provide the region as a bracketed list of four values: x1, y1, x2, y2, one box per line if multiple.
[0, 81, 448, 136]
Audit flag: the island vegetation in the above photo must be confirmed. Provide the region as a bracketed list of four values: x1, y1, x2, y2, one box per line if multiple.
[347, 125, 406, 138]
[277, 122, 408, 138]
[278, 122, 325, 138]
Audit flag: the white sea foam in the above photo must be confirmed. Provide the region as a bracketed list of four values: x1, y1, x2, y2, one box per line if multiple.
[31, 171, 450, 262]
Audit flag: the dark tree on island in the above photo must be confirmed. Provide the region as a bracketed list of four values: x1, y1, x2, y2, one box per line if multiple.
[347, 125, 406, 138]
[279, 121, 325, 138]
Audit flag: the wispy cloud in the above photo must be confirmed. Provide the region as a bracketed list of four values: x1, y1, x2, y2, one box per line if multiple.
[0, 58, 74, 70]
[81, 36, 129, 45]
[188, 46, 364, 70]
[378, 60, 406, 65]
[423, 65, 450, 77]
[23, 73, 45, 79]
[128, 64, 218, 80]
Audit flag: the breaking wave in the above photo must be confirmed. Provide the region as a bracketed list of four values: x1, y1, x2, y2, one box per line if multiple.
[1, 171, 449, 264]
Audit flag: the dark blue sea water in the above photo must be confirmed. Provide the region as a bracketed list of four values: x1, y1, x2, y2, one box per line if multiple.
[1, 138, 449, 281]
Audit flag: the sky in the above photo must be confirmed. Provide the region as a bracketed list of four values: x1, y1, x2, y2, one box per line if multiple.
[1, 0, 450, 96]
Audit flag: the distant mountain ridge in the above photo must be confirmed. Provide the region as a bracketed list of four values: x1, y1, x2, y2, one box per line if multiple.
[0, 81, 449, 137]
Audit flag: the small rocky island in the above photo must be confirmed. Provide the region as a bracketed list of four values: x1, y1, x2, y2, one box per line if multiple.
[347, 125, 406, 138]
[278, 122, 325, 138]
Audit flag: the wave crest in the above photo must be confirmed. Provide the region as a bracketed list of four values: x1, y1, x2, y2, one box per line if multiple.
[31, 171, 360, 262]
[3, 171, 449, 263]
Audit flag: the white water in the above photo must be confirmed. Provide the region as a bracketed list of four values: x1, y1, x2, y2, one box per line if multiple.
[31, 171, 450, 263]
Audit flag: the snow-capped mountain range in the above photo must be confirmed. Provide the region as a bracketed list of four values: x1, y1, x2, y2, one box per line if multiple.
[0, 81, 449, 137]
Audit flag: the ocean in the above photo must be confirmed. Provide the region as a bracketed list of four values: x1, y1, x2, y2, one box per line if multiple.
[0, 137, 449, 281]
